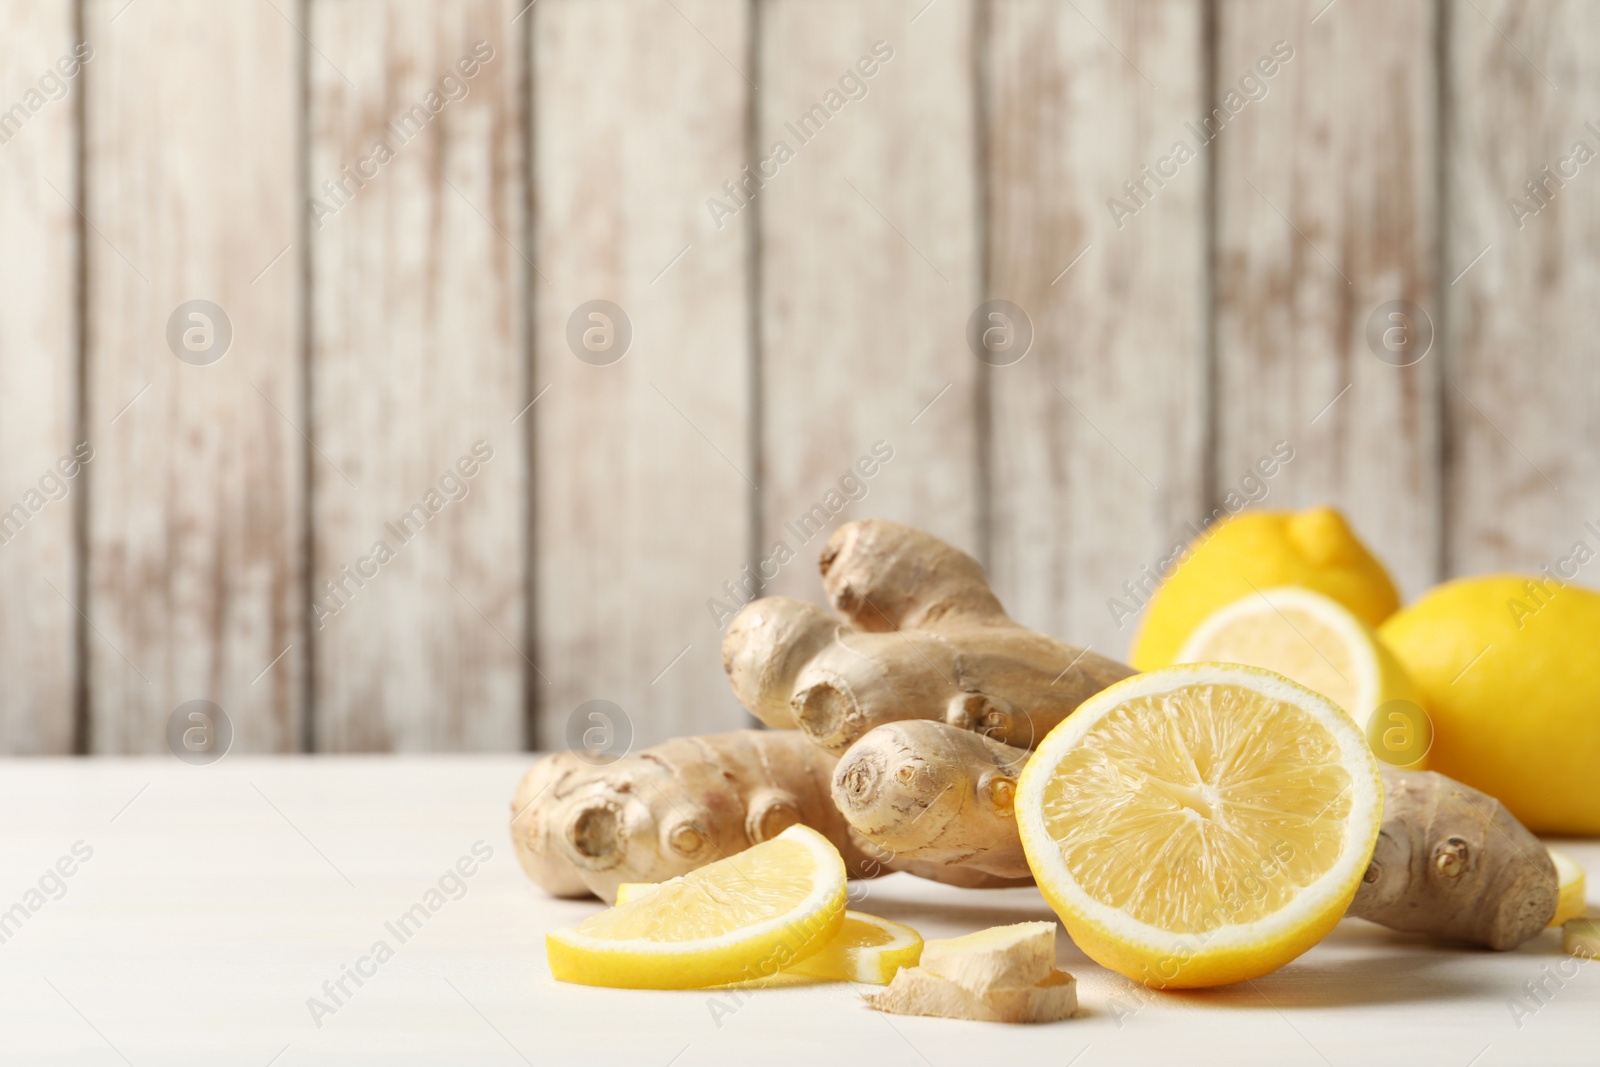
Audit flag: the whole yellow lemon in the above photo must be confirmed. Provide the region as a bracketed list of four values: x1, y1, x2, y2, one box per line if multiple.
[1129, 507, 1401, 670]
[1379, 575, 1600, 834]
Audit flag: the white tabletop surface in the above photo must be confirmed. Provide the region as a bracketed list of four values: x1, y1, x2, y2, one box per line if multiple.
[1, 756, 1595, 1067]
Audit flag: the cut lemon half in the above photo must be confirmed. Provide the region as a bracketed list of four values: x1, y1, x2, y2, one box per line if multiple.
[1175, 586, 1431, 768]
[546, 824, 846, 989]
[614, 883, 921, 986]
[786, 911, 923, 985]
[1549, 850, 1587, 928]
[1016, 664, 1384, 989]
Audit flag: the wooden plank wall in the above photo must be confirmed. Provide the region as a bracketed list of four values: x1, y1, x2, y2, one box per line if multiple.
[0, 0, 1593, 754]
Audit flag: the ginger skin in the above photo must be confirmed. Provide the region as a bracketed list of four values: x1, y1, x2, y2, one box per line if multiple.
[833, 720, 1033, 881]
[511, 731, 871, 903]
[722, 521, 1134, 753]
[510, 729, 1028, 903]
[1357, 768, 1557, 950]
[832, 721, 1558, 949]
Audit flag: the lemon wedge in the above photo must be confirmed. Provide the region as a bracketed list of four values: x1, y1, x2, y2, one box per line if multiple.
[786, 911, 922, 985]
[1176, 586, 1430, 767]
[1016, 664, 1383, 989]
[546, 824, 846, 989]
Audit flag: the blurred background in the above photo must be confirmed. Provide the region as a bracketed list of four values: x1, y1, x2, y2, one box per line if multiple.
[0, 0, 1593, 756]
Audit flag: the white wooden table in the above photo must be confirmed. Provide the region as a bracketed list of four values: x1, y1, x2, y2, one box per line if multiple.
[2, 757, 1595, 1067]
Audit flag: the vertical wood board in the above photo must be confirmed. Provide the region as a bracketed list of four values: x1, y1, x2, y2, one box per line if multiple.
[0, 1, 80, 753]
[84, 0, 304, 753]
[533, 0, 753, 748]
[1445, 0, 1600, 580]
[986, 0, 1208, 660]
[758, 0, 982, 607]
[1213, 0, 1441, 600]
[310, 0, 528, 751]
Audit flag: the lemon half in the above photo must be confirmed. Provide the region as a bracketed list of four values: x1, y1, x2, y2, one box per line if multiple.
[1016, 664, 1384, 989]
[1175, 586, 1430, 767]
[547, 824, 846, 989]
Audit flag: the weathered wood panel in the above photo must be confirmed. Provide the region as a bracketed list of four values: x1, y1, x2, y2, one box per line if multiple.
[759, 0, 981, 604]
[533, 0, 753, 748]
[83, 0, 304, 752]
[1213, 0, 1440, 598]
[1445, 0, 1600, 578]
[0, 1, 79, 753]
[986, 0, 1208, 660]
[310, 0, 527, 750]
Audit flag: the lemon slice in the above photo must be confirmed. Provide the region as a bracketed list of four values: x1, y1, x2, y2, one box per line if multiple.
[546, 824, 846, 989]
[1016, 664, 1384, 989]
[1175, 586, 1431, 768]
[786, 911, 923, 985]
[614, 882, 921, 986]
[1549, 850, 1587, 928]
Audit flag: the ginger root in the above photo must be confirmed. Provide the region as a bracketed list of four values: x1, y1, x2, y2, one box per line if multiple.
[510, 729, 1028, 903]
[833, 719, 1032, 880]
[723, 521, 1134, 753]
[1358, 767, 1558, 950]
[832, 720, 1558, 949]
[511, 730, 872, 902]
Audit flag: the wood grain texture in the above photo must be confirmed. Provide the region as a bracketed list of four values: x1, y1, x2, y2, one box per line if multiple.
[985, 0, 1207, 660]
[1445, 0, 1600, 578]
[532, 0, 753, 747]
[83, 0, 304, 752]
[310, 0, 527, 751]
[0, 1, 79, 753]
[1214, 0, 1440, 598]
[758, 0, 981, 604]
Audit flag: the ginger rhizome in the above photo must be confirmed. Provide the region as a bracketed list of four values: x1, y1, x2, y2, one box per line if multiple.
[723, 521, 1134, 753]
[511, 731, 868, 902]
[830, 720, 1557, 949]
[510, 729, 1027, 903]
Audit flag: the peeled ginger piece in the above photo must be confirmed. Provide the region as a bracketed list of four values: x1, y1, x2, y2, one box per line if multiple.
[864, 921, 1077, 1024]
[919, 921, 1056, 991]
